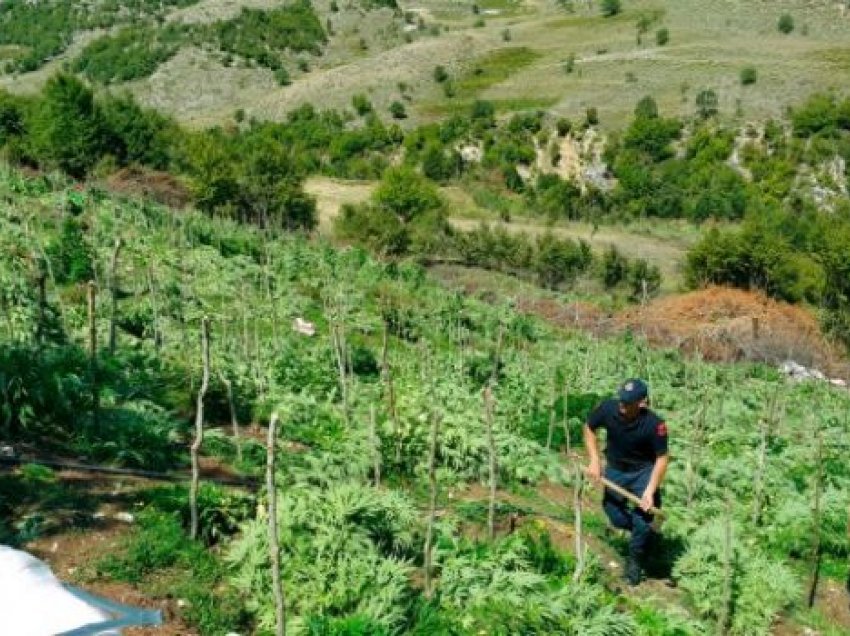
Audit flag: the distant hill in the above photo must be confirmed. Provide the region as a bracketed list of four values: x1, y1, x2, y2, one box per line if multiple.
[2, 0, 850, 128]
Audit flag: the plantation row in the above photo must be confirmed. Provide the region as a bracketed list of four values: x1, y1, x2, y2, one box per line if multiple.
[1, 165, 848, 633]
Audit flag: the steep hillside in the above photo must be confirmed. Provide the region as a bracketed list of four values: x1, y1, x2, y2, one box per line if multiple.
[2, 0, 850, 127]
[1, 165, 849, 634]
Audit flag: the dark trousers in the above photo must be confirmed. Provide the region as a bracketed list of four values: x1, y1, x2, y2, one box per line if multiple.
[603, 464, 660, 560]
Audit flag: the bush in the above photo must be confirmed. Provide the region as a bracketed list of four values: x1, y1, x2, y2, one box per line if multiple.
[585, 106, 599, 126]
[600, 0, 622, 17]
[695, 88, 719, 119]
[389, 101, 407, 119]
[556, 118, 573, 136]
[601, 245, 629, 288]
[778, 13, 794, 34]
[628, 259, 661, 301]
[352, 94, 373, 116]
[655, 27, 669, 45]
[433, 65, 448, 83]
[739, 66, 757, 86]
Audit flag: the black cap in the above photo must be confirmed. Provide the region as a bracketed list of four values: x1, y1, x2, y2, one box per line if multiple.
[618, 378, 648, 404]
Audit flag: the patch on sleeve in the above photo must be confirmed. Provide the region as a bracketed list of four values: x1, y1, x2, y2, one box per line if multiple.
[656, 422, 668, 437]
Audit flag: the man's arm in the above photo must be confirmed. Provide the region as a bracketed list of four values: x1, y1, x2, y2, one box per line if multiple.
[583, 424, 601, 481]
[640, 453, 668, 512]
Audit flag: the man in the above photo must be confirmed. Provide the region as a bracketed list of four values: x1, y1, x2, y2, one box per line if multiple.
[584, 378, 669, 586]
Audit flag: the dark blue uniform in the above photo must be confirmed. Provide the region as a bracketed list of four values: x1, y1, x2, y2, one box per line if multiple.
[587, 399, 668, 560]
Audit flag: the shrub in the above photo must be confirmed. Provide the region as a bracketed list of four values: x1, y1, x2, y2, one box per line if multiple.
[655, 27, 669, 45]
[628, 259, 661, 301]
[695, 88, 719, 119]
[433, 65, 448, 83]
[585, 106, 599, 126]
[634, 95, 658, 120]
[389, 101, 407, 119]
[778, 13, 794, 34]
[739, 66, 757, 86]
[556, 118, 573, 136]
[600, 0, 622, 17]
[601, 245, 629, 288]
[502, 28, 512, 42]
[352, 94, 373, 116]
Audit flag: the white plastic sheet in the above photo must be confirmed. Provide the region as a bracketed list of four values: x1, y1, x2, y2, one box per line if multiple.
[0, 545, 143, 636]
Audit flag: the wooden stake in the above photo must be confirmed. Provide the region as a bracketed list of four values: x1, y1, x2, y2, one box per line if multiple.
[220, 372, 242, 463]
[484, 386, 498, 542]
[108, 238, 122, 354]
[562, 379, 571, 456]
[266, 411, 286, 636]
[381, 320, 400, 462]
[423, 411, 441, 598]
[807, 421, 824, 608]
[718, 494, 734, 636]
[573, 462, 586, 582]
[190, 316, 210, 541]
[546, 373, 556, 451]
[370, 403, 381, 487]
[87, 281, 99, 433]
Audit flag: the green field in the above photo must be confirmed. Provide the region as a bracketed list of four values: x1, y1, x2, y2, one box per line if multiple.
[2, 164, 849, 634]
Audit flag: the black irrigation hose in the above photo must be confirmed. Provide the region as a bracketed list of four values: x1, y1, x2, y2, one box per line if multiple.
[0, 455, 261, 491]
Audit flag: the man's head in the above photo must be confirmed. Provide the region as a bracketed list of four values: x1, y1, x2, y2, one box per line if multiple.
[618, 378, 648, 421]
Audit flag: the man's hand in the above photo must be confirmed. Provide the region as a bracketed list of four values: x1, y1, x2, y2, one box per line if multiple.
[639, 487, 655, 512]
[584, 460, 601, 483]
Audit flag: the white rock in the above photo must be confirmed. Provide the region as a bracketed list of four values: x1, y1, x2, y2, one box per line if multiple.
[114, 512, 135, 524]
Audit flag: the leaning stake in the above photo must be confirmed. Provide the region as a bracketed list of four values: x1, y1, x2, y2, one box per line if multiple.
[189, 316, 210, 541]
[266, 411, 285, 636]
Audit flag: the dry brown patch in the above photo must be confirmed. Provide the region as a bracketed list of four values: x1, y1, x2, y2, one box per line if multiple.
[103, 166, 192, 209]
[617, 287, 848, 376]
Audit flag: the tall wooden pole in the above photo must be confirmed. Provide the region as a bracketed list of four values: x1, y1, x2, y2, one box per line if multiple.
[108, 238, 122, 354]
[484, 386, 498, 542]
[266, 412, 286, 636]
[807, 422, 824, 608]
[423, 411, 441, 598]
[190, 316, 210, 541]
[87, 282, 99, 433]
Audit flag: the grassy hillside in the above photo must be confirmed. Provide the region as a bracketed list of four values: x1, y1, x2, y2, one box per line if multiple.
[1, 164, 849, 634]
[2, 0, 850, 128]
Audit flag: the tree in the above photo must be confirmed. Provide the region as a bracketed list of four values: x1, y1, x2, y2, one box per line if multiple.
[100, 92, 175, 169]
[30, 74, 107, 178]
[600, 0, 622, 17]
[0, 90, 26, 146]
[373, 166, 444, 222]
[695, 88, 719, 119]
[238, 137, 317, 230]
[778, 13, 794, 34]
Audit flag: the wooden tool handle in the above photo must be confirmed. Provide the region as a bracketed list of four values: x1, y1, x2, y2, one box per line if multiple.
[598, 475, 664, 518]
